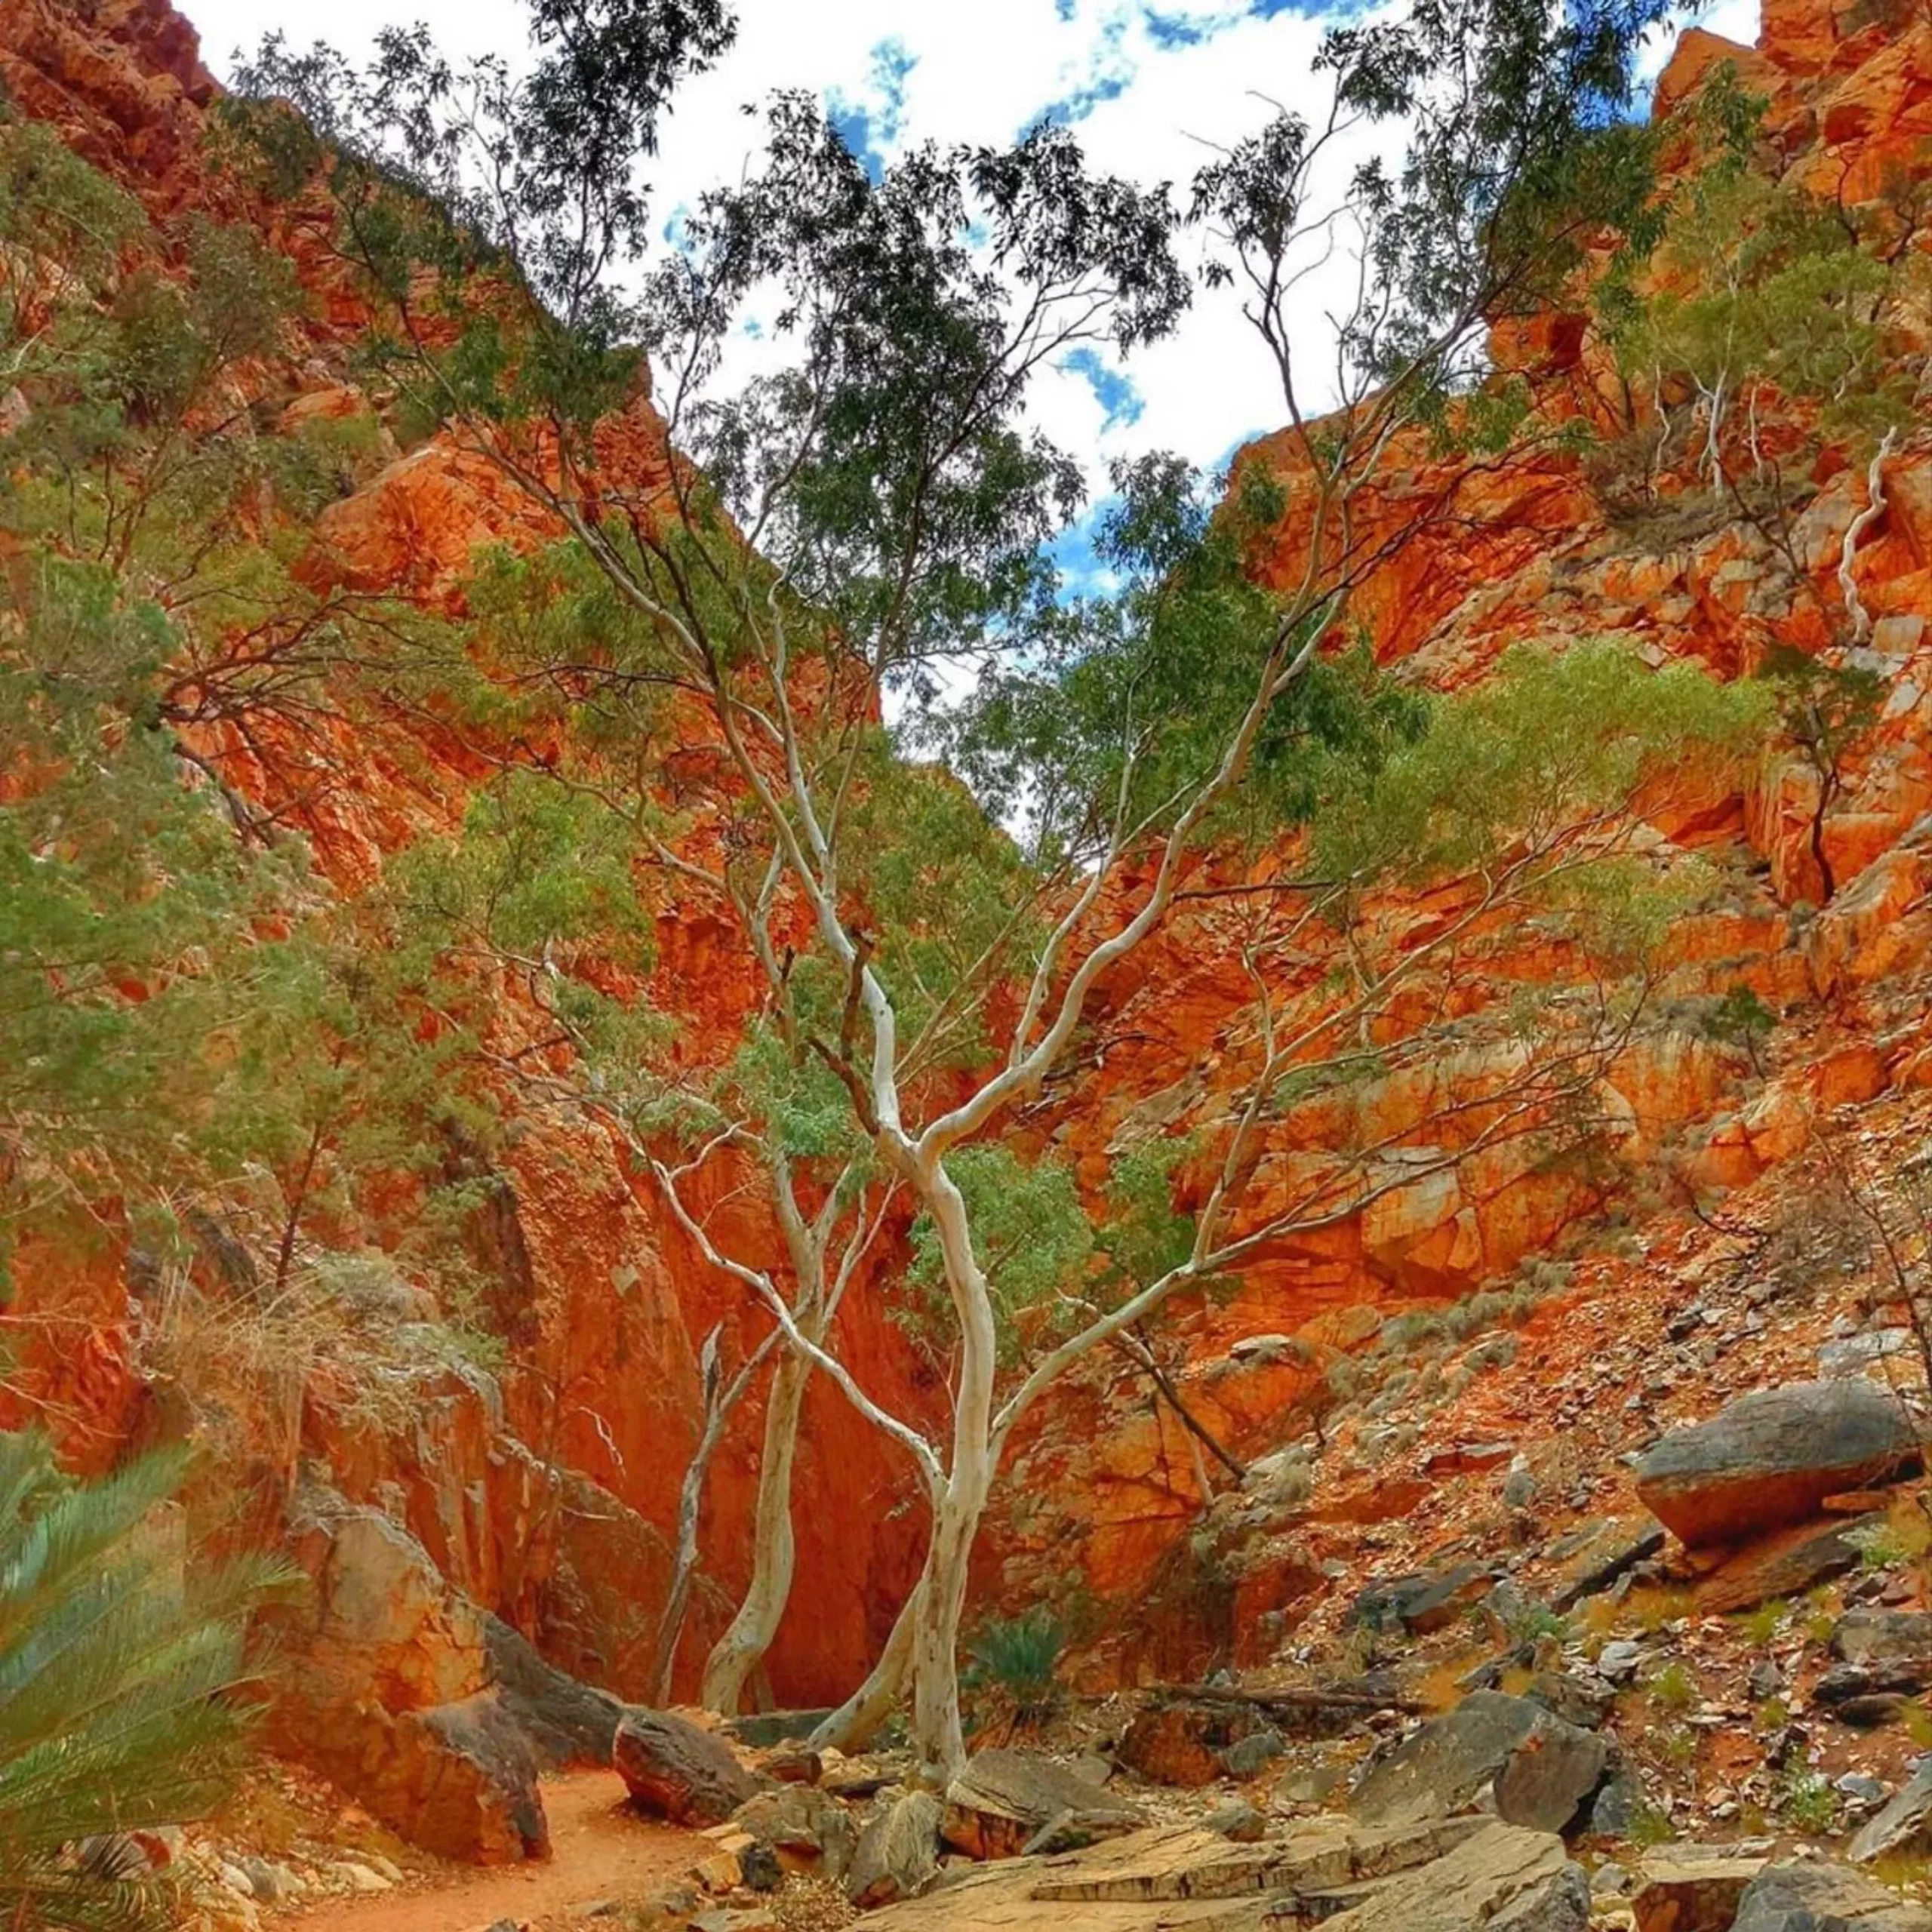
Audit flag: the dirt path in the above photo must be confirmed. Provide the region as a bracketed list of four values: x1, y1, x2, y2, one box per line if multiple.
[287, 1774, 694, 1932]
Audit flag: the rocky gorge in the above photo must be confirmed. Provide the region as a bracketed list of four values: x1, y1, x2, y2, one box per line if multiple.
[6, 0, 1932, 1927]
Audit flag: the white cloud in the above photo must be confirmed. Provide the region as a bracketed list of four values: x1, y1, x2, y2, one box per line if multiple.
[188, 0, 1762, 524]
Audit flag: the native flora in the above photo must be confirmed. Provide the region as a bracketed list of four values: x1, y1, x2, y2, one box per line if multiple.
[4, 0, 1932, 1885]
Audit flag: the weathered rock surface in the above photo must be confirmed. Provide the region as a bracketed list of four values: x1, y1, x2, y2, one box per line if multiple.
[1630, 1848, 1766, 1932]
[1350, 1693, 1608, 1836]
[1734, 1860, 1932, 1930]
[1352, 1562, 1497, 1635]
[614, 1712, 761, 1827]
[1321, 1826, 1587, 1931]
[1533, 1517, 1669, 1611]
[270, 1494, 547, 1861]
[847, 1791, 942, 1909]
[1822, 1611, 1932, 1707]
[1690, 1512, 1878, 1615]
[1850, 1758, 1932, 1865]
[731, 1785, 858, 1884]
[1633, 1382, 1914, 1548]
[482, 1613, 625, 1767]
[942, 1749, 1142, 1860]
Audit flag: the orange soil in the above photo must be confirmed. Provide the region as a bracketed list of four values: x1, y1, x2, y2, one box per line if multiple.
[287, 1775, 694, 1932]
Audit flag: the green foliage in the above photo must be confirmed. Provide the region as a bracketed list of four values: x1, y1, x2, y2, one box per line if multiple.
[944, 458, 1429, 863]
[1735, 1598, 1788, 1647]
[0, 1431, 294, 1932]
[1704, 983, 1776, 1071]
[1648, 1660, 1697, 1711]
[1310, 642, 1769, 957]
[906, 1148, 1093, 1358]
[961, 1607, 1064, 1727]
[1627, 1801, 1675, 1847]
[1601, 66, 1912, 497]
[1780, 1769, 1841, 1834]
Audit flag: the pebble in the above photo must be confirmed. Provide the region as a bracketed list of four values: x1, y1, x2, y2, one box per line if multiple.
[1598, 1640, 1644, 1683]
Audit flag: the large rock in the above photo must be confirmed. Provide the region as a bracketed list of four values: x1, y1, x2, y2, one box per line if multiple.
[731, 1785, 859, 1885]
[1850, 1759, 1932, 1865]
[847, 1791, 941, 1909]
[1351, 1693, 1608, 1836]
[1690, 1513, 1876, 1615]
[1734, 1860, 1932, 1930]
[272, 1494, 547, 1861]
[941, 1748, 1141, 1860]
[1633, 1383, 1914, 1549]
[482, 1613, 623, 1767]
[1630, 1848, 1766, 1932]
[397, 1694, 549, 1862]
[1352, 1563, 1497, 1636]
[1822, 1611, 1932, 1708]
[1321, 1823, 1588, 1931]
[614, 1711, 761, 1826]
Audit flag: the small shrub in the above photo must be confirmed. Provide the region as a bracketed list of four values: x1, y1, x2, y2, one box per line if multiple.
[1736, 1600, 1788, 1647]
[1464, 1334, 1519, 1374]
[1649, 1662, 1697, 1710]
[1850, 1522, 1912, 1573]
[962, 1608, 1064, 1730]
[1443, 1291, 1509, 1342]
[1376, 1312, 1444, 1355]
[1662, 1726, 1698, 1766]
[1755, 1697, 1791, 1734]
[1628, 1803, 1675, 1847]
[1781, 1771, 1840, 1835]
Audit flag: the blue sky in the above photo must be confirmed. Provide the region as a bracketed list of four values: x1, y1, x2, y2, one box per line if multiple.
[190, 0, 1760, 600]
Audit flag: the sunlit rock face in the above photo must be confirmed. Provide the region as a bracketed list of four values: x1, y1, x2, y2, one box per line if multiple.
[4, 0, 1932, 1789]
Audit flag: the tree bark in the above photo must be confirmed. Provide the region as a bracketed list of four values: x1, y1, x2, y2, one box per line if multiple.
[701, 1339, 811, 1712]
[810, 1572, 924, 1752]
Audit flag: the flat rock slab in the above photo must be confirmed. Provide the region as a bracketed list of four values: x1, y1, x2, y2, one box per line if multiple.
[943, 1748, 1143, 1859]
[1634, 1380, 1913, 1549]
[1321, 1823, 1585, 1931]
[1350, 1691, 1607, 1835]
[862, 1815, 1515, 1929]
[614, 1710, 761, 1826]
[1735, 1859, 1932, 1930]
[1837, 1609, 1932, 1666]
[1690, 1512, 1878, 1615]
[1852, 1758, 1932, 1864]
[1631, 1849, 1767, 1932]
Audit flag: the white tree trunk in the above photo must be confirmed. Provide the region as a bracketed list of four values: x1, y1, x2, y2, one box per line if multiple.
[906, 1154, 999, 1786]
[701, 1340, 811, 1712]
[810, 1571, 924, 1752]
[909, 1463, 989, 1784]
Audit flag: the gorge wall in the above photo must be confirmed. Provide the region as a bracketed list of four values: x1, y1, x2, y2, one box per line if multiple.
[4, 0, 1932, 1850]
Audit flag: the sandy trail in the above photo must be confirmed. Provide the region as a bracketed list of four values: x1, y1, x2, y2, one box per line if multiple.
[286, 1774, 694, 1932]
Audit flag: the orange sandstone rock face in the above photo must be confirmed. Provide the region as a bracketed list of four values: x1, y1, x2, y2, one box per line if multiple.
[7, 0, 1932, 1787]
[0, 0, 933, 1722]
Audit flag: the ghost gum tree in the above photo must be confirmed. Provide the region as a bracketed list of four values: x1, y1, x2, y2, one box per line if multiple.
[232, 0, 1706, 1777]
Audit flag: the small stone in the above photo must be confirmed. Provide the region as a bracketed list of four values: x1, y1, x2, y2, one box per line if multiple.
[1598, 1641, 1644, 1684]
[1204, 1800, 1265, 1842]
[1223, 1727, 1286, 1777]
